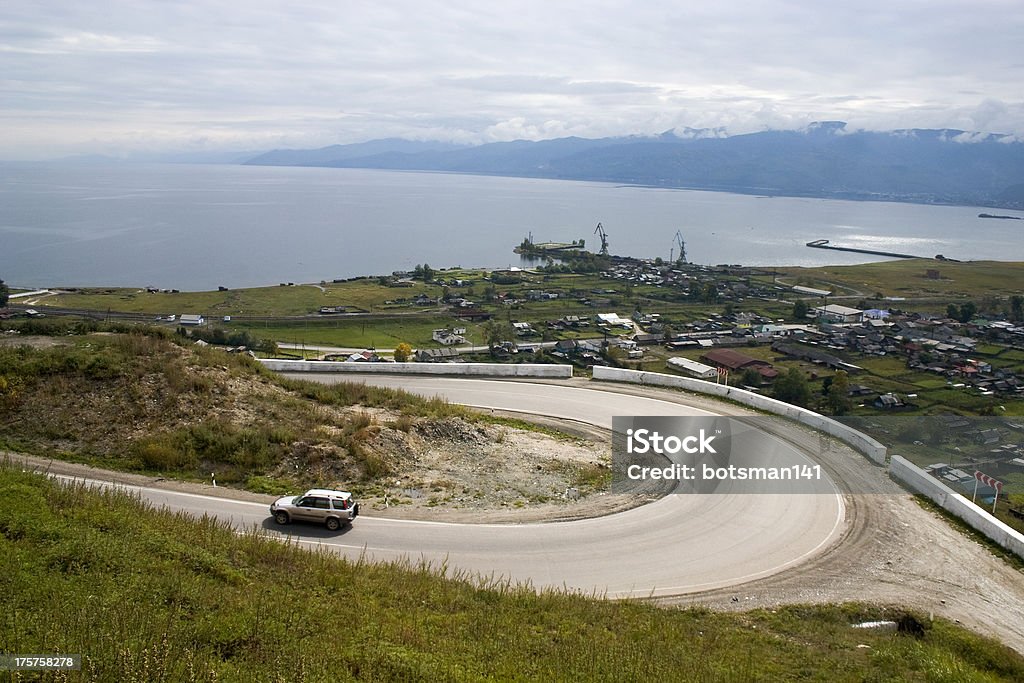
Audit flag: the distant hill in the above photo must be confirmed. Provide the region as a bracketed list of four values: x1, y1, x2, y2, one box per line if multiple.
[244, 123, 1024, 209]
[246, 138, 468, 166]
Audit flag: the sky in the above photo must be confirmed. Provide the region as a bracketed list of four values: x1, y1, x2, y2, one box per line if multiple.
[2, 0, 1023, 159]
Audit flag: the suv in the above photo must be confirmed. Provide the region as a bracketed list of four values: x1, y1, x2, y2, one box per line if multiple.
[270, 489, 359, 531]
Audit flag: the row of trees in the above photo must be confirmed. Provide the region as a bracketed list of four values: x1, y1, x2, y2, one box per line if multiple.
[769, 368, 852, 415]
[411, 264, 434, 282]
[946, 297, 1024, 323]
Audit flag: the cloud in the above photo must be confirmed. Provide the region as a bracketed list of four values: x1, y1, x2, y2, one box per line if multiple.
[2, 0, 1024, 158]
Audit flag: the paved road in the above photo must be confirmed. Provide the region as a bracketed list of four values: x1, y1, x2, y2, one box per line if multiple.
[89, 376, 843, 598]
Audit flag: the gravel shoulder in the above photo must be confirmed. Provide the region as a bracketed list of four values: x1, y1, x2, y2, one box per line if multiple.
[577, 379, 1024, 656]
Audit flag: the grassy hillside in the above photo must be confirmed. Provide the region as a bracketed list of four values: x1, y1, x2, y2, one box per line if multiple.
[2, 466, 1022, 681]
[0, 326, 465, 491]
[774, 259, 1024, 301]
[0, 324, 607, 508]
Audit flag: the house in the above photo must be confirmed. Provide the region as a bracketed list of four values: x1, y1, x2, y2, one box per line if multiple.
[874, 393, 906, 410]
[560, 315, 588, 328]
[346, 350, 380, 362]
[415, 347, 461, 362]
[700, 348, 778, 380]
[178, 314, 204, 326]
[554, 339, 580, 355]
[432, 328, 466, 345]
[632, 333, 663, 345]
[596, 313, 632, 328]
[847, 384, 874, 397]
[792, 285, 832, 297]
[455, 308, 492, 321]
[512, 321, 536, 336]
[668, 357, 718, 379]
[813, 304, 864, 324]
[771, 341, 863, 373]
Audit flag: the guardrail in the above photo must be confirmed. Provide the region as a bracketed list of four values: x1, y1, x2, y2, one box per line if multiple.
[890, 456, 1024, 559]
[259, 359, 573, 378]
[592, 367, 887, 465]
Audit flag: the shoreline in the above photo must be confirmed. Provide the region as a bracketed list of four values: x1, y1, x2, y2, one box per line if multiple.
[15, 256, 1024, 296]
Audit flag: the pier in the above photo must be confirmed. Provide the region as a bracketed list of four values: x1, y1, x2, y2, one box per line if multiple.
[806, 239, 920, 259]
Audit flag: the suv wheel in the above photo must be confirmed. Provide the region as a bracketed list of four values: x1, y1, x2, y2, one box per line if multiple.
[325, 517, 341, 531]
[273, 511, 290, 525]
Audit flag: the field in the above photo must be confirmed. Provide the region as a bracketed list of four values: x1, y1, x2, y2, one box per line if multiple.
[771, 259, 1024, 301]
[29, 260, 1024, 321]
[43, 278, 448, 317]
[3, 465, 1022, 682]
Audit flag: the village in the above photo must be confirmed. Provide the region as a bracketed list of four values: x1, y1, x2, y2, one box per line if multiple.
[6, 253, 1024, 516]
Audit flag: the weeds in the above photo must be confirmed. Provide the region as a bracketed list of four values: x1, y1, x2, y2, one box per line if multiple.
[3, 466, 1021, 681]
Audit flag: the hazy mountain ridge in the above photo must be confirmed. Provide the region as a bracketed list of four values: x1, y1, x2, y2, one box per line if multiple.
[244, 124, 1024, 208]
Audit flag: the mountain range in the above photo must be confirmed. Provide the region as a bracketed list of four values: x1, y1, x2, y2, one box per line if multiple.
[245, 123, 1024, 209]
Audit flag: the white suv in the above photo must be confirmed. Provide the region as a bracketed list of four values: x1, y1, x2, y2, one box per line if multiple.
[270, 489, 359, 531]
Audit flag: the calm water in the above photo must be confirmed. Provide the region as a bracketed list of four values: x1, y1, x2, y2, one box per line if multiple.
[2, 162, 1022, 290]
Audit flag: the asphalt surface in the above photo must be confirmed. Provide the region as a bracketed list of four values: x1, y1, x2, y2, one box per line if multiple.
[73, 376, 844, 598]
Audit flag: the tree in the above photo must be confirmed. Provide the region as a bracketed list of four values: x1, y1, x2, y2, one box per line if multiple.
[792, 300, 809, 321]
[394, 342, 413, 362]
[1011, 295, 1024, 322]
[702, 282, 718, 304]
[0, 279, 8, 307]
[740, 368, 762, 388]
[957, 301, 977, 323]
[604, 344, 625, 365]
[422, 263, 434, 282]
[772, 368, 811, 407]
[825, 370, 852, 415]
[483, 320, 513, 355]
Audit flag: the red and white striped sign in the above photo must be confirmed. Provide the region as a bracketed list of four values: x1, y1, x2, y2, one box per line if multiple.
[974, 471, 1003, 492]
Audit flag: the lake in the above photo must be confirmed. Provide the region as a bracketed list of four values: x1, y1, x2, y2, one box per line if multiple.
[2, 162, 1022, 290]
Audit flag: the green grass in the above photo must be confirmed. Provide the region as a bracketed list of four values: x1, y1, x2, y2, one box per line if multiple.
[2, 466, 1022, 682]
[0, 326, 477, 490]
[776, 260, 1024, 300]
[43, 278, 450, 317]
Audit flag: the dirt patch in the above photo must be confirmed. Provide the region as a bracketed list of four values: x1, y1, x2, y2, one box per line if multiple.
[0, 334, 71, 349]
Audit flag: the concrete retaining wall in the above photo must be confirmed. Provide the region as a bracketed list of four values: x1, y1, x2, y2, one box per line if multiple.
[890, 456, 1024, 559]
[592, 367, 888, 464]
[259, 359, 573, 378]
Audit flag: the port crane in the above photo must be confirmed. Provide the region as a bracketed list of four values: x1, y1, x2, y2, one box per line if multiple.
[670, 230, 686, 264]
[594, 222, 609, 255]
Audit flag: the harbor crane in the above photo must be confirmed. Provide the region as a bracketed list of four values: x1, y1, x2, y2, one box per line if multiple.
[671, 230, 686, 264]
[594, 222, 609, 255]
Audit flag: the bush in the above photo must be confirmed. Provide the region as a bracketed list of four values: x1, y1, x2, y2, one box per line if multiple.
[134, 438, 196, 471]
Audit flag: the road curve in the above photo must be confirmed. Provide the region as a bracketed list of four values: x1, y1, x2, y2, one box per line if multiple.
[47, 376, 847, 598]
[207, 375, 839, 597]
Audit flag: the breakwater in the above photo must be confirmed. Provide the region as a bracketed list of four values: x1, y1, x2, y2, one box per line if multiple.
[805, 239, 920, 259]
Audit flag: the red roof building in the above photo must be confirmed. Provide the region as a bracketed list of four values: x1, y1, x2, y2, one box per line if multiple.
[700, 348, 779, 379]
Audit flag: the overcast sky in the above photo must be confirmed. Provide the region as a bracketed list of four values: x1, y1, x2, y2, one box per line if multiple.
[2, 1, 1023, 159]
